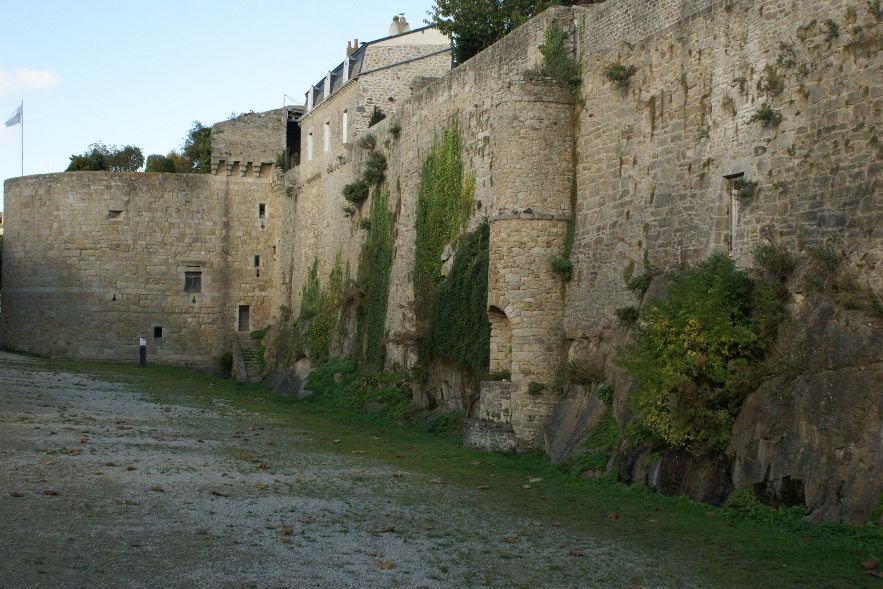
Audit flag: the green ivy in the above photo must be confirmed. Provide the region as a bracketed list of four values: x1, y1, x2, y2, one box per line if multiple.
[423, 222, 490, 375]
[291, 254, 344, 362]
[356, 188, 395, 369]
[413, 116, 474, 324]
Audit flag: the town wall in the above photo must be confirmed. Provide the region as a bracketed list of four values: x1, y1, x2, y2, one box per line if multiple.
[567, 0, 883, 335]
[0, 172, 275, 371]
[211, 108, 285, 177]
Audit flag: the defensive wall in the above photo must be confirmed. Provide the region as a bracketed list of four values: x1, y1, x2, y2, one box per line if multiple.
[0, 171, 276, 371]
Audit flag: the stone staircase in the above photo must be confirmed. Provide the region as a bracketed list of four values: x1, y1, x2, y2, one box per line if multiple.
[236, 332, 263, 384]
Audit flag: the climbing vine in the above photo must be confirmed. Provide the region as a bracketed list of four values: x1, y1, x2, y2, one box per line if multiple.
[413, 116, 475, 324]
[355, 188, 395, 369]
[291, 253, 343, 362]
[423, 221, 491, 374]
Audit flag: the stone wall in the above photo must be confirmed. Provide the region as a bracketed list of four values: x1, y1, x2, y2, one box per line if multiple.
[211, 108, 286, 177]
[567, 0, 883, 335]
[0, 172, 274, 371]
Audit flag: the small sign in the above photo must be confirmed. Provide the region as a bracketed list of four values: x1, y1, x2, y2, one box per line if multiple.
[139, 337, 147, 347]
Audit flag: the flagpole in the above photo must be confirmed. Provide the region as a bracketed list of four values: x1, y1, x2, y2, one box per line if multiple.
[20, 100, 24, 176]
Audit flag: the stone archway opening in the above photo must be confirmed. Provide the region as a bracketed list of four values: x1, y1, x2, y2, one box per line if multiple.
[488, 306, 512, 376]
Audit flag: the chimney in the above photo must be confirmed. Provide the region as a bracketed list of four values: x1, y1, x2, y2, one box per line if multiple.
[347, 38, 359, 57]
[388, 14, 410, 36]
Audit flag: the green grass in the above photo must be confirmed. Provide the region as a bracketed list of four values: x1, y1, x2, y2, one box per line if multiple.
[20, 354, 883, 588]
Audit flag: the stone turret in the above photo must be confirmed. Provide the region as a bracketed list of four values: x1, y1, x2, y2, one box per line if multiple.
[466, 76, 576, 450]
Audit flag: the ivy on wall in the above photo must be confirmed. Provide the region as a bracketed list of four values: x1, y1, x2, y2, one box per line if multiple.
[291, 253, 343, 362]
[356, 188, 395, 369]
[423, 221, 491, 374]
[413, 116, 475, 324]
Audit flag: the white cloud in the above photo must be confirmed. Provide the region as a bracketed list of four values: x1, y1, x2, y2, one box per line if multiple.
[0, 67, 62, 99]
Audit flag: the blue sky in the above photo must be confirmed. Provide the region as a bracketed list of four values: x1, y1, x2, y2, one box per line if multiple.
[0, 0, 439, 209]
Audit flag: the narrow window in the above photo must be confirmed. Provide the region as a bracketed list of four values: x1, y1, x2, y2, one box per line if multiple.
[342, 111, 349, 144]
[307, 131, 314, 161]
[725, 174, 743, 254]
[258, 203, 266, 219]
[254, 255, 260, 267]
[153, 326, 163, 338]
[184, 271, 202, 293]
[324, 121, 330, 152]
[107, 210, 123, 220]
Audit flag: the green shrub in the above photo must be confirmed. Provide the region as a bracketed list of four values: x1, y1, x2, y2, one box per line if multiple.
[731, 177, 759, 200]
[362, 152, 387, 185]
[604, 63, 637, 90]
[753, 243, 797, 280]
[615, 305, 640, 322]
[617, 254, 771, 455]
[749, 104, 783, 128]
[524, 24, 582, 100]
[551, 257, 574, 281]
[343, 179, 369, 203]
[595, 383, 614, 406]
[528, 381, 545, 395]
[357, 134, 376, 150]
[388, 123, 401, 140]
[627, 273, 651, 298]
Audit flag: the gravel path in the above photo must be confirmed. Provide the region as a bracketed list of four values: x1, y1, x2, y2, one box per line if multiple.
[0, 351, 681, 589]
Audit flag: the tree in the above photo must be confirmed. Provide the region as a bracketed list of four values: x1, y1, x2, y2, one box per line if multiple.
[66, 142, 144, 172]
[146, 150, 191, 173]
[182, 122, 212, 174]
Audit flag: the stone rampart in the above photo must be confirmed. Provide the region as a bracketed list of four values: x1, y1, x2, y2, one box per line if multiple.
[0, 172, 275, 371]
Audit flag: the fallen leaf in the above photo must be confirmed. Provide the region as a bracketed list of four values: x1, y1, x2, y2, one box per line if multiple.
[867, 571, 883, 579]
[239, 452, 253, 458]
[863, 561, 879, 570]
[267, 441, 277, 446]
[104, 462, 117, 467]
[477, 485, 490, 490]
[522, 485, 532, 489]
[150, 486, 164, 492]
[94, 471, 104, 475]
[424, 525, 434, 530]
[9, 492, 24, 497]
[277, 538, 290, 544]
[299, 517, 311, 523]
[352, 451, 366, 454]
[489, 473, 496, 477]
[41, 490, 60, 496]
[197, 439, 205, 443]
[127, 466, 137, 471]
[430, 477, 446, 485]
[253, 483, 269, 490]
[648, 519, 658, 524]
[551, 522, 561, 527]
[379, 525, 396, 533]
[392, 473, 404, 478]
[278, 527, 294, 536]
[294, 477, 306, 482]
[68, 450, 81, 456]
[395, 453, 403, 458]
[366, 551, 381, 557]
[677, 502, 685, 507]
[569, 550, 585, 557]
[627, 586, 650, 589]
[331, 440, 341, 444]
[501, 537, 517, 544]
[470, 461, 481, 465]
[257, 463, 269, 469]
[209, 490, 229, 497]
[377, 561, 396, 570]
[527, 477, 543, 483]
[79, 438, 90, 443]
[116, 499, 134, 505]
[705, 512, 715, 517]
[39, 460, 55, 465]
[608, 513, 620, 519]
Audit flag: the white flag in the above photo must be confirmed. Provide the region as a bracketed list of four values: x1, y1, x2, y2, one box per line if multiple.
[5, 104, 22, 127]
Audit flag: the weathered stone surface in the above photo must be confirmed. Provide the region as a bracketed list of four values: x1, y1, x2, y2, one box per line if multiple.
[728, 296, 883, 524]
[541, 385, 607, 465]
[463, 418, 518, 452]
